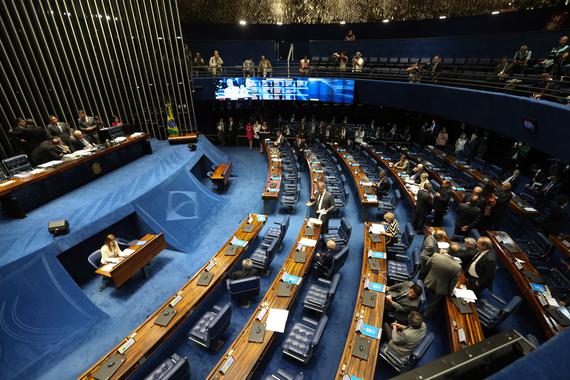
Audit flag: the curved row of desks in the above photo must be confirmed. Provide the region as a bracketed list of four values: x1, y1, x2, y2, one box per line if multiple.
[79, 213, 266, 380]
[336, 223, 387, 379]
[425, 226, 485, 352]
[488, 230, 565, 338]
[304, 147, 326, 198]
[262, 139, 282, 200]
[207, 218, 321, 379]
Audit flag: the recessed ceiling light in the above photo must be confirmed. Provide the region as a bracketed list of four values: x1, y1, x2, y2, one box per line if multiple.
[276, 22, 283, 25]
[382, 19, 390, 23]
[439, 15, 447, 19]
[239, 20, 247, 25]
[340, 20, 346, 25]
[491, 11, 500, 15]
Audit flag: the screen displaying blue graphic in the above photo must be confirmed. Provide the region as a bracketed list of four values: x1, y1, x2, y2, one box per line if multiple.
[215, 77, 355, 103]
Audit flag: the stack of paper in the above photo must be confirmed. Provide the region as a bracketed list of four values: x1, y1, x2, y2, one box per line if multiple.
[453, 287, 477, 302]
[299, 237, 317, 247]
[231, 236, 249, 247]
[266, 308, 289, 333]
[308, 218, 322, 226]
[369, 224, 385, 234]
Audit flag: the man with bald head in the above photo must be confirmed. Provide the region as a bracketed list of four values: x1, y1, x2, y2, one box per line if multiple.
[70, 130, 94, 151]
[466, 237, 497, 294]
[464, 186, 486, 209]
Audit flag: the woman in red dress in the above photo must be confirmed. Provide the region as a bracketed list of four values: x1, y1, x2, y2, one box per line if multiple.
[245, 122, 254, 150]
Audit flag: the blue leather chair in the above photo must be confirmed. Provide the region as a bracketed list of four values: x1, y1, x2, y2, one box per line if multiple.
[250, 240, 278, 272]
[476, 292, 522, 329]
[388, 247, 421, 284]
[143, 353, 189, 380]
[322, 217, 352, 246]
[378, 190, 402, 215]
[518, 233, 553, 262]
[263, 369, 303, 380]
[2, 154, 33, 176]
[379, 332, 435, 373]
[88, 250, 102, 270]
[281, 315, 328, 363]
[303, 273, 340, 314]
[226, 276, 260, 301]
[387, 222, 415, 255]
[313, 246, 349, 279]
[188, 303, 232, 349]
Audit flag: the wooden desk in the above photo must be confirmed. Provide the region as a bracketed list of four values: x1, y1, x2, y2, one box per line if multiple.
[262, 140, 282, 200]
[96, 233, 167, 287]
[425, 226, 484, 352]
[211, 161, 232, 189]
[304, 148, 326, 198]
[549, 234, 570, 258]
[331, 144, 378, 209]
[429, 147, 539, 218]
[0, 134, 150, 217]
[79, 213, 266, 380]
[206, 219, 321, 379]
[364, 146, 417, 206]
[167, 132, 198, 145]
[488, 231, 565, 338]
[336, 223, 386, 380]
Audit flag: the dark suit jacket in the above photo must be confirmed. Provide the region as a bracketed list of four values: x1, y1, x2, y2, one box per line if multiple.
[433, 187, 451, 212]
[9, 126, 47, 155]
[455, 247, 478, 271]
[469, 249, 497, 290]
[312, 190, 335, 231]
[230, 267, 258, 280]
[387, 281, 421, 321]
[47, 122, 72, 144]
[415, 189, 433, 215]
[317, 248, 337, 267]
[424, 253, 461, 295]
[71, 135, 94, 151]
[502, 175, 521, 191]
[30, 140, 61, 165]
[374, 177, 390, 196]
[543, 180, 562, 198]
[455, 202, 481, 230]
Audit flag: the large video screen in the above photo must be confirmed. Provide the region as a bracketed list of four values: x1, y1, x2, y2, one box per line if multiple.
[215, 77, 355, 103]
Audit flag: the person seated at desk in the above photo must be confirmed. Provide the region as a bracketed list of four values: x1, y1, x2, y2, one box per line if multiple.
[417, 172, 430, 188]
[410, 164, 425, 182]
[273, 130, 285, 146]
[30, 137, 70, 165]
[373, 170, 390, 197]
[70, 130, 95, 151]
[466, 237, 497, 295]
[381, 212, 400, 245]
[393, 154, 409, 171]
[384, 281, 423, 323]
[354, 127, 365, 144]
[101, 234, 124, 264]
[384, 311, 427, 359]
[230, 259, 258, 280]
[315, 239, 338, 267]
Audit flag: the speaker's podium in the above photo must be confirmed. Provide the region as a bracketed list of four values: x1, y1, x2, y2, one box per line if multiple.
[168, 132, 198, 145]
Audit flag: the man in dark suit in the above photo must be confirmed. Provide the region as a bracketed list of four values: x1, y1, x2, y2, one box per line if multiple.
[46, 115, 72, 145]
[463, 186, 486, 209]
[412, 183, 433, 232]
[423, 250, 461, 318]
[543, 175, 563, 198]
[450, 238, 478, 271]
[466, 237, 497, 295]
[77, 110, 100, 143]
[493, 182, 513, 228]
[454, 196, 481, 235]
[30, 138, 68, 165]
[230, 259, 259, 280]
[70, 130, 94, 151]
[384, 281, 423, 323]
[306, 181, 335, 233]
[419, 229, 447, 279]
[315, 239, 338, 268]
[433, 180, 452, 226]
[9, 118, 47, 156]
[373, 170, 390, 197]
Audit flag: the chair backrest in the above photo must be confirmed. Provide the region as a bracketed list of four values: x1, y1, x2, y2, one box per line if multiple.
[333, 246, 349, 271]
[340, 217, 352, 241]
[227, 276, 260, 293]
[403, 223, 415, 248]
[501, 295, 522, 316]
[394, 189, 402, 204]
[208, 303, 232, 336]
[88, 250, 102, 269]
[429, 180, 441, 192]
[2, 154, 33, 175]
[535, 232, 553, 251]
[409, 332, 435, 363]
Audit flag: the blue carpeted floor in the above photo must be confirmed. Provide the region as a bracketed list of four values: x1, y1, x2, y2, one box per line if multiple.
[0, 141, 563, 380]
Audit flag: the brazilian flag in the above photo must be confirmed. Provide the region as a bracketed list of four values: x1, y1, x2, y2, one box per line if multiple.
[166, 103, 179, 136]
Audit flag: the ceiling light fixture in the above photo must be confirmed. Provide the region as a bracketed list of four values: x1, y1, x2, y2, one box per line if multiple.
[491, 11, 500, 15]
[239, 19, 247, 25]
[276, 21, 283, 25]
[439, 15, 447, 19]
[340, 20, 346, 25]
[382, 19, 390, 23]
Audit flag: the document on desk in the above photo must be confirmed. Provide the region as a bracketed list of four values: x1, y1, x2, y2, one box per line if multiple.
[282, 272, 302, 285]
[266, 308, 289, 333]
[368, 250, 386, 259]
[136, 240, 147, 246]
[369, 223, 385, 234]
[453, 288, 477, 302]
[524, 206, 538, 212]
[231, 236, 249, 247]
[299, 237, 317, 247]
[256, 214, 267, 222]
[122, 248, 135, 256]
[99, 263, 117, 272]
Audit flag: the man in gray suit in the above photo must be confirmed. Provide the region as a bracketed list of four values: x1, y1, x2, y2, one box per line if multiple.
[419, 229, 447, 280]
[385, 311, 427, 358]
[384, 281, 423, 323]
[423, 250, 461, 318]
[306, 181, 335, 233]
[46, 115, 72, 145]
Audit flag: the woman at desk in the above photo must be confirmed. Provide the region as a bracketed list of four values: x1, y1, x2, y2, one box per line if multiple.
[100, 234, 123, 264]
[394, 154, 409, 171]
[381, 212, 400, 245]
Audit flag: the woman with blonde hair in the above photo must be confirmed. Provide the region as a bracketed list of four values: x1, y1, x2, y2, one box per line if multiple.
[382, 212, 400, 245]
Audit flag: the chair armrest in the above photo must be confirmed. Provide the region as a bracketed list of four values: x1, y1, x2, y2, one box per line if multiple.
[310, 315, 328, 346]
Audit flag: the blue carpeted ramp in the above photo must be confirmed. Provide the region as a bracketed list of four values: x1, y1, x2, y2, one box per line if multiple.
[0, 253, 106, 380]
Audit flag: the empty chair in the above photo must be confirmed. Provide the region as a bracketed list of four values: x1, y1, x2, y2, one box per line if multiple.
[303, 273, 340, 314]
[519, 233, 553, 262]
[378, 189, 402, 215]
[188, 303, 232, 349]
[251, 239, 279, 271]
[476, 292, 522, 329]
[263, 368, 304, 380]
[313, 246, 349, 279]
[281, 315, 328, 363]
[226, 275, 261, 300]
[379, 332, 435, 373]
[88, 250, 102, 270]
[143, 353, 190, 380]
[322, 217, 352, 246]
[2, 154, 33, 176]
[388, 247, 421, 284]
